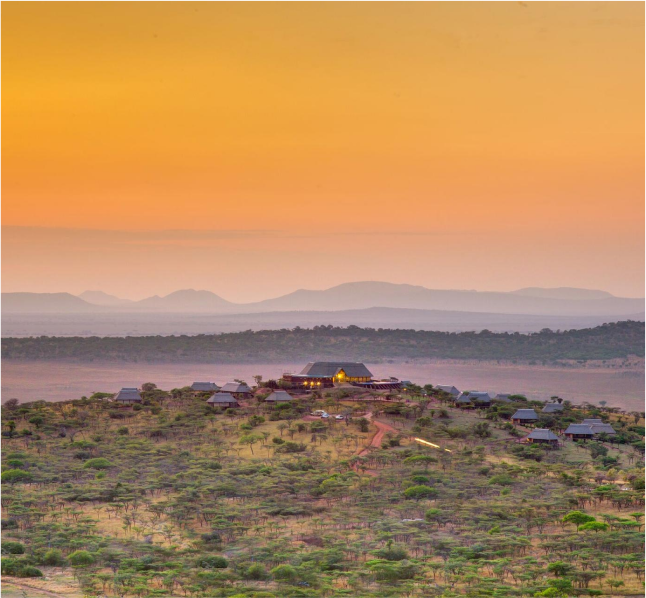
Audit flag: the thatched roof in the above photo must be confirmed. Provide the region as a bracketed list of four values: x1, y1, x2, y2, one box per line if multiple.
[527, 428, 559, 441]
[221, 382, 252, 394]
[456, 392, 491, 403]
[511, 409, 538, 420]
[564, 424, 594, 436]
[436, 385, 460, 396]
[207, 392, 239, 404]
[265, 390, 294, 402]
[299, 362, 373, 378]
[114, 388, 142, 402]
[191, 382, 220, 392]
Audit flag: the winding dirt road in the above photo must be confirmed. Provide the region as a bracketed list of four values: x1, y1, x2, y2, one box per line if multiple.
[358, 412, 397, 456]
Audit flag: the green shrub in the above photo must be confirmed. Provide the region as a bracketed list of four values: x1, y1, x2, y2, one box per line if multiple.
[589, 442, 608, 459]
[1, 542, 24, 555]
[355, 418, 370, 433]
[68, 550, 95, 566]
[82, 458, 113, 470]
[196, 555, 227, 569]
[275, 441, 306, 453]
[1, 559, 43, 578]
[403, 485, 437, 500]
[20, 565, 43, 578]
[4, 452, 27, 460]
[366, 559, 418, 581]
[403, 455, 437, 468]
[372, 545, 409, 561]
[631, 476, 645, 490]
[245, 563, 268, 580]
[1, 469, 32, 484]
[1, 558, 20, 575]
[271, 564, 297, 581]
[488, 474, 514, 486]
[43, 549, 65, 566]
[411, 475, 430, 484]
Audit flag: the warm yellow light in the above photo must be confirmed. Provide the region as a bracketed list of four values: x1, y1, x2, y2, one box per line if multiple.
[414, 437, 452, 453]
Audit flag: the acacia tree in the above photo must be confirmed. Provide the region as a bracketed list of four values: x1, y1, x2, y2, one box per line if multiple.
[563, 511, 596, 532]
[239, 434, 261, 455]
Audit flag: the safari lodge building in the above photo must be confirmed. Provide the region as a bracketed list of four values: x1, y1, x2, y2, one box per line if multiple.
[282, 362, 374, 389]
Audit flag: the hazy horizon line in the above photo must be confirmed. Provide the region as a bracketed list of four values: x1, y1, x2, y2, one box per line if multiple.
[4, 226, 643, 302]
[4, 281, 645, 304]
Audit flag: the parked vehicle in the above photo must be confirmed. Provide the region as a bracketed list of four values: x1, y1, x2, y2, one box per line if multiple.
[321, 413, 330, 419]
[335, 414, 345, 420]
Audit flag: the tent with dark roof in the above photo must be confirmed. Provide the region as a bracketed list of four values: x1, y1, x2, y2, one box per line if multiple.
[564, 424, 594, 439]
[265, 390, 294, 403]
[511, 409, 539, 424]
[455, 393, 473, 405]
[494, 394, 513, 402]
[468, 392, 491, 404]
[114, 388, 142, 404]
[191, 382, 220, 392]
[542, 403, 564, 413]
[220, 382, 252, 396]
[206, 392, 240, 408]
[526, 428, 559, 445]
[582, 419, 616, 435]
[455, 391, 491, 407]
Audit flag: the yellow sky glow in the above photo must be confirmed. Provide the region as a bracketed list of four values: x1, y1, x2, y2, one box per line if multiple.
[2, 2, 644, 299]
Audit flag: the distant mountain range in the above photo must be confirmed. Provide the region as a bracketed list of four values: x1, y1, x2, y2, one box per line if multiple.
[3, 292, 101, 313]
[78, 290, 134, 306]
[3, 282, 644, 318]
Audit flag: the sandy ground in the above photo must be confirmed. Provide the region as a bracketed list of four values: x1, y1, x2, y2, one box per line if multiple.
[1, 360, 643, 411]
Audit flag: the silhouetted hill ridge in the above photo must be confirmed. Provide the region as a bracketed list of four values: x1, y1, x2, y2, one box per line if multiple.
[2, 282, 643, 317]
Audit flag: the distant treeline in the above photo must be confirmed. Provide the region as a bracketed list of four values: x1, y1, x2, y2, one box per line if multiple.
[2, 321, 643, 363]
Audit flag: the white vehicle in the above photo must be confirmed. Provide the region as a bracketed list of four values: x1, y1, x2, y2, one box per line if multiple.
[335, 414, 345, 420]
[321, 412, 330, 419]
[311, 410, 326, 416]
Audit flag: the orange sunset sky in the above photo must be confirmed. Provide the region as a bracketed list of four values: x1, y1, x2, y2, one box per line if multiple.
[2, 2, 644, 301]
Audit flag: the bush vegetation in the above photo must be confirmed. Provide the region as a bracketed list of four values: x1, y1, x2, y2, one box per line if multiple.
[2, 320, 643, 363]
[0, 385, 643, 597]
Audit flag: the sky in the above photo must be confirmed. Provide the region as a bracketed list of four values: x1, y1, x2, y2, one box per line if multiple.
[2, 2, 644, 301]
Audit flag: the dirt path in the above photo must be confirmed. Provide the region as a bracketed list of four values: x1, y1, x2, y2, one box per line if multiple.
[358, 412, 397, 456]
[2, 579, 72, 598]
